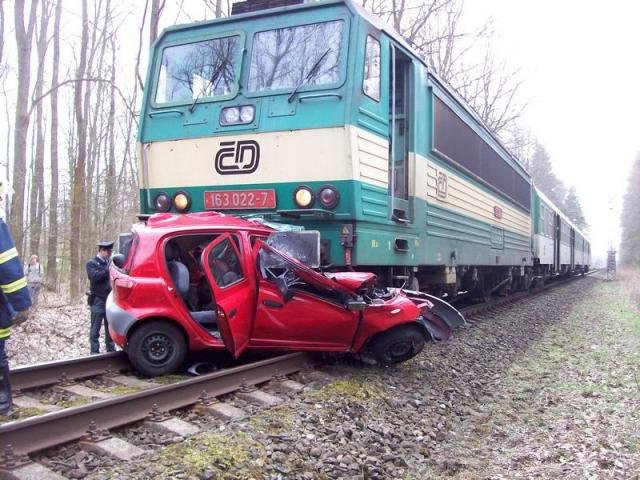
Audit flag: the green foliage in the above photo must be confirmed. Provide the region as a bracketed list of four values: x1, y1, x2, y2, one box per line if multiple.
[620, 153, 640, 266]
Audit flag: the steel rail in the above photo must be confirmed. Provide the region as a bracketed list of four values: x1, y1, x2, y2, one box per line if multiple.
[0, 352, 315, 458]
[9, 351, 130, 391]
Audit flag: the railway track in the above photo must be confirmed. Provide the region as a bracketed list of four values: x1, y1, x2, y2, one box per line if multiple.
[1, 352, 317, 479]
[0, 272, 595, 479]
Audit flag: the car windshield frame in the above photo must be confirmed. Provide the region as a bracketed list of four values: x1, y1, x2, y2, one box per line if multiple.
[256, 240, 356, 296]
[151, 30, 246, 108]
[244, 17, 350, 98]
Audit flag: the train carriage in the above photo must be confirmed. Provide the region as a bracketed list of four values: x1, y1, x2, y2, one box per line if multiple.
[532, 185, 590, 278]
[138, 0, 535, 298]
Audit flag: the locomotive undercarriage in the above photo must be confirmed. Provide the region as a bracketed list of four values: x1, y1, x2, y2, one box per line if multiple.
[366, 264, 535, 302]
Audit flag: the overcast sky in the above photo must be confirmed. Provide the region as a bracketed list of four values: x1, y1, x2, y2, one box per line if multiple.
[465, 0, 640, 263]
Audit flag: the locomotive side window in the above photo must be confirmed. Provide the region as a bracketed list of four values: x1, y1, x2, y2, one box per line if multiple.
[363, 35, 381, 101]
[248, 20, 344, 92]
[433, 96, 531, 210]
[155, 35, 241, 104]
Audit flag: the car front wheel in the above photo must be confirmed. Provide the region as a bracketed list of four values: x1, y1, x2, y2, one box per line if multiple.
[370, 325, 426, 366]
[128, 321, 187, 377]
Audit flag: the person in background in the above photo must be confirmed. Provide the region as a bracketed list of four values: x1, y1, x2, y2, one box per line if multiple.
[86, 241, 115, 355]
[0, 178, 32, 415]
[25, 254, 43, 307]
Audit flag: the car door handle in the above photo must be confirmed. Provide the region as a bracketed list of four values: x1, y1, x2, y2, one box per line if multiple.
[229, 308, 237, 318]
[263, 300, 283, 309]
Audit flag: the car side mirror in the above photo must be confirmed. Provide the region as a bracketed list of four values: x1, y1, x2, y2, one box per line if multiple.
[112, 253, 126, 269]
[274, 277, 294, 303]
[346, 299, 367, 311]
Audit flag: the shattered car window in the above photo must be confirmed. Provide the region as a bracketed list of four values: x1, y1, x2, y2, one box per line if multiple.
[265, 231, 320, 267]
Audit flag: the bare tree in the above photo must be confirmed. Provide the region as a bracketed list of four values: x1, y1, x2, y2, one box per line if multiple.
[69, 0, 90, 298]
[361, 0, 525, 136]
[47, 0, 63, 289]
[149, 0, 166, 46]
[0, 0, 5, 66]
[29, 0, 52, 258]
[10, 0, 38, 252]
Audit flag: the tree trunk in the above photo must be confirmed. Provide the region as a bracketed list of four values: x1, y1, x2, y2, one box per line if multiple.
[29, 0, 50, 258]
[69, 0, 89, 299]
[149, 0, 165, 46]
[106, 36, 117, 235]
[47, 0, 62, 289]
[0, 0, 5, 65]
[10, 0, 38, 252]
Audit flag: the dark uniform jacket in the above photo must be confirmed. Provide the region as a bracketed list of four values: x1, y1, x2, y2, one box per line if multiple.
[0, 220, 32, 338]
[86, 256, 112, 301]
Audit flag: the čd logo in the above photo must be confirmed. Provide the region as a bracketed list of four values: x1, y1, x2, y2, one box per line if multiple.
[215, 140, 260, 175]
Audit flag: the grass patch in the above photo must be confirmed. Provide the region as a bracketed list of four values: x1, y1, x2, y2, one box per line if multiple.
[152, 374, 187, 385]
[56, 395, 91, 409]
[249, 404, 295, 434]
[310, 377, 385, 403]
[0, 406, 47, 422]
[103, 384, 140, 395]
[157, 431, 259, 478]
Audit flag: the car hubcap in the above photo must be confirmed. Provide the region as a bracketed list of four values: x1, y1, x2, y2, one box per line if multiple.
[388, 339, 413, 359]
[142, 333, 174, 365]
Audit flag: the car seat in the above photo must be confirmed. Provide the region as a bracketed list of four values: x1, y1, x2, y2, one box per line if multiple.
[167, 254, 217, 329]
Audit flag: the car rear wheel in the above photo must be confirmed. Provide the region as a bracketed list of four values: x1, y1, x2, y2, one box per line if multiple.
[128, 321, 186, 376]
[370, 325, 426, 366]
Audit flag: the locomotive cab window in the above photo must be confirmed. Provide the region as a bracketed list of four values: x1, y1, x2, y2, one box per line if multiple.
[248, 20, 345, 93]
[363, 35, 381, 101]
[154, 34, 242, 105]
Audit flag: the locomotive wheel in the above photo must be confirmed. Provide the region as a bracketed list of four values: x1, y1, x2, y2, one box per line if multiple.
[128, 321, 187, 376]
[370, 325, 426, 366]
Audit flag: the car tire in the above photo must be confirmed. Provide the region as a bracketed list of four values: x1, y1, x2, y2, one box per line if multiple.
[128, 321, 187, 376]
[370, 325, 426, 366]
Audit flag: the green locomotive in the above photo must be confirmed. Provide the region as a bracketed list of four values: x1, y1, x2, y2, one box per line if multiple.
[138, 0, 589, 297]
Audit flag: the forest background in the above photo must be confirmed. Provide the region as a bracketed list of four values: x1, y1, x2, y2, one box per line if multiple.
[0, 0, 601, 300]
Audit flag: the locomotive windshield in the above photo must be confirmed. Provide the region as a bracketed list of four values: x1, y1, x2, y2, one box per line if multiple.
[155, 35, 241, 104]
[248, 20, 344, 92]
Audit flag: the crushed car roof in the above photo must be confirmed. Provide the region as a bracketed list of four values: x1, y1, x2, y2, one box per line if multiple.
[141, 212, 274, 233]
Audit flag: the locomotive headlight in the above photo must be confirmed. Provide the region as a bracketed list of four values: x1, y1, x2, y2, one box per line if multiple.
[173, 191, 191, 212]
[220, 105, 255, 126]
[318, 185, 340, 209]
[220, 107, 240, 125]
[240, 105, 255, 123]
[293, 186, 314, 208]
[153, 192, 171, 212]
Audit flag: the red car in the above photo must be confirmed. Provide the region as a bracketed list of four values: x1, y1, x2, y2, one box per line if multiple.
[107, 212, 464, 376]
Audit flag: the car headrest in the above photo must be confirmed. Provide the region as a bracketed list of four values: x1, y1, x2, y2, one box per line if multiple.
[165, 241, 180, 260]
[167, 260, 189, 295]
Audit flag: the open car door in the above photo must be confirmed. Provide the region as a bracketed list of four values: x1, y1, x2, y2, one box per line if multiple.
[201, 234, 256, 357]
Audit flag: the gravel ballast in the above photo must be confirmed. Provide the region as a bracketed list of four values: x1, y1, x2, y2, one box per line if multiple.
[8, 275, 640, 479]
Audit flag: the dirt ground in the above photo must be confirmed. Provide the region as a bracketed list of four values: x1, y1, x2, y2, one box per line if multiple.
[7, 291, 92, 366]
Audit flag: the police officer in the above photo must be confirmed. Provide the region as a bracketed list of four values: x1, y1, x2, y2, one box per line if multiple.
[0, 217, 32, 415]
[86, 241, 115, 354]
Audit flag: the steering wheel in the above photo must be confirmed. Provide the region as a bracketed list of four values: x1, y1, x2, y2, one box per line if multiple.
[278, 268, 299, 287]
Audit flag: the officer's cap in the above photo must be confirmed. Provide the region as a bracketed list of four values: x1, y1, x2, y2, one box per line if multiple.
[97, 241, 114, 250]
